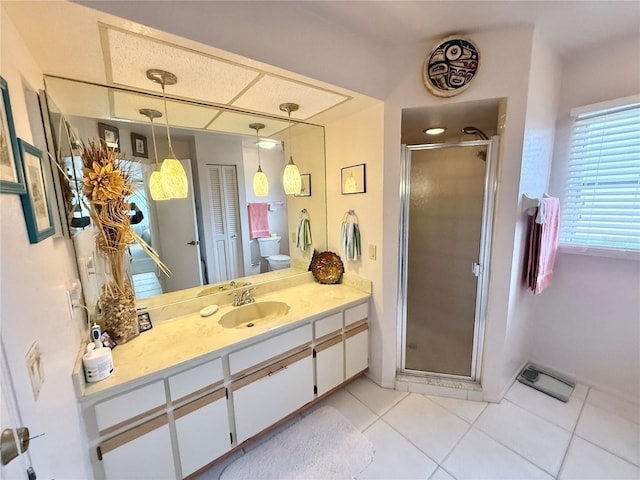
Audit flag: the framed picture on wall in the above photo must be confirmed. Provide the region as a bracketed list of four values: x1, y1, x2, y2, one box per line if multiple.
[341, 163, 366, 194]
[98, 122, 120, 152]
[0, 76, 26, 194]
[295, 173, 311, 197]
[131, 132, 148, 158]
[17, 139, 55, 243]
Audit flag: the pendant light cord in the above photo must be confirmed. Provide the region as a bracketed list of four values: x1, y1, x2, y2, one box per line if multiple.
[255, 128, 262, 170]
[150, 117, 159, 166]
[161, 83, 176, 159]
[287, 109, 293, 163]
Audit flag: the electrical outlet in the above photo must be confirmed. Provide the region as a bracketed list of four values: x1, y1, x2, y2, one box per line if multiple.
[369, 244, 377, 260]
[25, 342, 44, 401]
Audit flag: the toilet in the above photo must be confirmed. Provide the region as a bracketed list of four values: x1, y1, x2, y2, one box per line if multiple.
[257, 236, 291, 271]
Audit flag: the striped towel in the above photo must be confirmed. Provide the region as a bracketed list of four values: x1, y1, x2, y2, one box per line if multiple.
[296, 218, 312, 251]
[341, 220, 361, 261]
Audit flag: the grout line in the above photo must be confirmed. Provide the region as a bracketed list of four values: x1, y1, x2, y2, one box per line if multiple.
[555, 386, 591, 479]
[575, 434, 640, 469]
[378, 416, 440, 467]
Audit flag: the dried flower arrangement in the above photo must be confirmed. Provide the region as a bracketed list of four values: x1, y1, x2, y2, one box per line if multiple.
[80, 139, 167, 343]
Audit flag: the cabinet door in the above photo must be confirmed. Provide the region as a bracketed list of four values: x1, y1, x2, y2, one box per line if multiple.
[99, 415, 175, 480]
[232, 349, 313, 444]
[345, 324, 369, 379]
[174, 389, 229, 477]
[315, 335, 344, 396]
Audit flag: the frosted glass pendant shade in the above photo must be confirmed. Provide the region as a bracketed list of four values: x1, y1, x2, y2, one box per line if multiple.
[253, 166, 269, 196]
[283, 157, 302, 195]
[160, 157, 188, 198]
[149, 170, 170, 200]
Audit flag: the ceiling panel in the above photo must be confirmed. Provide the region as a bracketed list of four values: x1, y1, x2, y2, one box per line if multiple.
[112, 91, 219, 130]
[232, 75, 349, 120]
[208, 111, 290, 138]
[106, 28, 260, 105]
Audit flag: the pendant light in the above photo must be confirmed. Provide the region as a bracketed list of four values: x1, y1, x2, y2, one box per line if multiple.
[139, 108, 169, 201]
[279, 102, 302, 195]
[146, 69, 188, 199]
[249, 122, 269, 197]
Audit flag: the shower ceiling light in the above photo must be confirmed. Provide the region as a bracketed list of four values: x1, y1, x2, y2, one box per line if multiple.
[140, 108, 169, 201]
[280, 102, 302, 195]
[147, 69, 189, 199]
[250, 122, 269, 197]
[423, 127, 447, 135]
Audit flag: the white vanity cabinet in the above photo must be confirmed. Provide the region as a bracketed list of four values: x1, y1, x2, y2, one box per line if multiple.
[344, 303, 369, 379]
[314, 312, 345, 396]
[169, 359, 229, 478]
[81, 295, 370, 479]
[94, 381, 175, 479]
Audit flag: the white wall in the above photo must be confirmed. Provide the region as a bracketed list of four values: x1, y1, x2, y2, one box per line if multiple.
[502, 31, 562, 390]
[325, 103, 385, 383]
[531, 37, 640, 401]
[0, 9, 91, 478]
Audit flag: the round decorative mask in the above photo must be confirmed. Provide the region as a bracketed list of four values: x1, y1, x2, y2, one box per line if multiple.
[423, 36, 480, 97]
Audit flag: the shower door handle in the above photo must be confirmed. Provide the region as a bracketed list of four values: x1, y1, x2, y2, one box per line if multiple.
[471, 262, 482, 277]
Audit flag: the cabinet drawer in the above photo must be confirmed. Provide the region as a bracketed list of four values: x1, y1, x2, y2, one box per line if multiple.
[345, 302, 368, 327]
[314, 312, 342, 339]
[99, 414, 175, 480]
[229, 324, 312, 376]
[95, 381, 166, 434]
[168, 358, 223, 404]
[174, 389, 230, 477]
[232, 349, 314, 444]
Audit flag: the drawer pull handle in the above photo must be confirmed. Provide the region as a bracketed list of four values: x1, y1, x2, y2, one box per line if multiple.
[267, 365, 287, 376]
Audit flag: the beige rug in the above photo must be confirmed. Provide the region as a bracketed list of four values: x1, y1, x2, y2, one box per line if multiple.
[221, 406, 374, 479]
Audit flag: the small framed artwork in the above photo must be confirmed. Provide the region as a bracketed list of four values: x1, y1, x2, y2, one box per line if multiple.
[17, 139, 55, 243]
[0, 76, 26, 194]
[138, 312, 153, 332]
[131, 132, 148, 158]
[100, 331, 117, 349]
[98, 122, 120, 152]
[295, 173, 311, 197]
[341, 163, 366, 195]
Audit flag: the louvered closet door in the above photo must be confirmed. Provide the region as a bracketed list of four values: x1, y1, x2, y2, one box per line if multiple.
[207, 165, 243, 282]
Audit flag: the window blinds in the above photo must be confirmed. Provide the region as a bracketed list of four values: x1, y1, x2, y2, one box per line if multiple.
[561, 99, 640, 250]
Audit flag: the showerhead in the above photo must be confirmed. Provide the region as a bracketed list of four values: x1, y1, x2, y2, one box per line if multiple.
[462, 126, 489, 140]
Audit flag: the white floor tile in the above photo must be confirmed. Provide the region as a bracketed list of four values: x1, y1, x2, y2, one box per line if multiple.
[575, 402, 640, 465]
[357, 420, 437, 479]
[475, 400, 571, 475]
[586, 389, 640, 425]
[559, 436, 640, 480]
[425, 394, 487, 423]
[346, 376, 409, 416]
[505, 380, 587, 431]
[307, 388, 377, 431]
[429, 467, 455, 479]
[383, 393, 469, 463]
[442, 428, 553, 480]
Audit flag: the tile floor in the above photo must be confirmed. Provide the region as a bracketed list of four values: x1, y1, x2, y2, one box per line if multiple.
[132, 272, 162, 299]
[198, 377, 640, 479]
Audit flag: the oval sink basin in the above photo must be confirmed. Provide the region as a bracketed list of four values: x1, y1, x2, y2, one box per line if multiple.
[218, 301, 290, 329]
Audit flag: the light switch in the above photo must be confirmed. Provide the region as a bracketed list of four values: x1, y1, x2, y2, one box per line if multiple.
[25, 342, 44, 401]
[369, 244, 377, 260]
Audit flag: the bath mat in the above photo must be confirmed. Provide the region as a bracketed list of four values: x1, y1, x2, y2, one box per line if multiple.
[221, 406, 374, 479]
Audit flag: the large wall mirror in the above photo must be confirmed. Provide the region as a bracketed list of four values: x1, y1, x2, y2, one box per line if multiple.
[44, 76, 328, 308]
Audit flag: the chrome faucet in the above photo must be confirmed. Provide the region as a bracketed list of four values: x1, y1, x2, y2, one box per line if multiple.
[229, 287, 256, 306]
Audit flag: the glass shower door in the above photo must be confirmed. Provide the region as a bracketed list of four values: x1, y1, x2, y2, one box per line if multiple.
[401, 142, 493, 379]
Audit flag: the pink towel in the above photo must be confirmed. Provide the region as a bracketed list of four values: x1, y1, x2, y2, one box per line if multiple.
[248, 203, 269, 239]
[532, 197, 560, 294]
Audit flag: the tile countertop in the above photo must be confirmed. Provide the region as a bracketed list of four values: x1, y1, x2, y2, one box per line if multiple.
[73, 276, 370, 400]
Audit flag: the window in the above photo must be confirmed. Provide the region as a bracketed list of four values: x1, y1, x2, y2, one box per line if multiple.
[561, 95, 640, 253]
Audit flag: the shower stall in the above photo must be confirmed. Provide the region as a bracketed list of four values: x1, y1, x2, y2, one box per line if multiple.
[398, 138, 498, 381]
